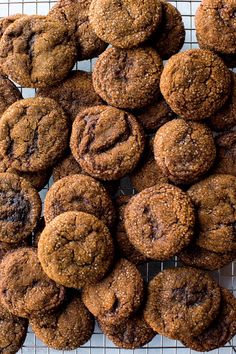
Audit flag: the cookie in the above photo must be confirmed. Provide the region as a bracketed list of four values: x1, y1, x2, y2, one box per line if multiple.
[114, 196, 147, 264]
[70, 106, 144, 180]
[124, 184, 195, 260]
[30, 293, 94, 350]
[130, 137, 168, 192]
[44, 174, 115, 229]
[0, 303, 28, 354]
[37, 70, 103, 122]
[98, 311, 155, 349]
[160, 49, 232, 120]
[0, 74, 22, 118]
[38, 211, 114, 288]
[0, 15, 77, 88]
[179, 244, 236, 271]
[195, 0, 236, 61]
[182, 288, 236, 351]
[89, 0, 162, 49]
[209, 73, 236, 131]
[0, 97, 69, 172]
[153, 119, 216, 184]
[49, 0, 107, 60]
[188, 174, 236, 253]
[0, 239, 30, 262]
[0, 172, 41, 243]
[0, 247, 65, 318]
[213, 131, 236, 176]
[82, 259, 144, 325]
[144, 267, 221, 339]
[134, 95, 176, 131]
[151, 2, 185, 59]
[93, 47, 163, 109]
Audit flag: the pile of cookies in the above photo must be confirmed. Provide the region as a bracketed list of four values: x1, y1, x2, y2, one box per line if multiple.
[0, 0, 235, 352]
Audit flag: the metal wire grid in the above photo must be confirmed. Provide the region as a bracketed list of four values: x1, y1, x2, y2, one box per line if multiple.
[0, 0, 235, 352]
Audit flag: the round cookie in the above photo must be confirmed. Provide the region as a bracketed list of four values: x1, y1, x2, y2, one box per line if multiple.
[182, 288, 236, 351]
[188, 174, 236, 253]
[70, 106, 144, 180]
[179, 244, 236, 271]
[0, 75, 22, 118]
[82, 259, 144, 325]
[0, 97, 69, 172]
[49, 0, 107, 60]
[0, 303, 28, 354]
[0, 247, 65, 318]
[209, 73, 236, 131]
[0, 15, 77, 88]
[213, 131, 236, 176]
[44, 174, 115, 228]
[144, 267, 221, 339]
[0, 172, 41, 243]
[130, 138, 168, 192]
[114, 196, 147, 264]
[98, 311, 155, 349]
[153, 119, 216, 184]
[89, 0, 162, 49]
[93, 47, 163, 109]
[38, 211, 114, 288]
[195, 0, 236, 59]
[151, 2, 185, 60]
[124, 184, 195, 260]
[160, 49, 232, 120]
[37, 70, 103, 122]
[30, 294, 94, 350]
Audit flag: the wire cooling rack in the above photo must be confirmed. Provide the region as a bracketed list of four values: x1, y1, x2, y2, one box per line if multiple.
[0, 0, 236, 353]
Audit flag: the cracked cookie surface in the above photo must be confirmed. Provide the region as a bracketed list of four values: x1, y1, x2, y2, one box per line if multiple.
[44, 174, 115, 229]
[30, 293, 94, 350]
[160, 49, 231, 120]
[0, 97, 69, 172]
[89, 0, 162, 49]
[82, 259, 144, 325]
[144, 267, 221, 339]
[187, 174, 236, 253]
[124, 184, 195, 260]
[70, 105, 145, 180]
[154, 119, 216, 184]
[37, 70, 103, 122]
[0, 172, 41, 243]
[38, 211, 114, 288]
[49, 0, 107, 60]
[0, 247, 65, 318]
[93, 47, 163, 109]
[0, 75, 22, 118]
[0, 15, 77, 88]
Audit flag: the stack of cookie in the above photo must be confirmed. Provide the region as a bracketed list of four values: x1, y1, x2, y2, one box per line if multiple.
[0, 0, 235, 352]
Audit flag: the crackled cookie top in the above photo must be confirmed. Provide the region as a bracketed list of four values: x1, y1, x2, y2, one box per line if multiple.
[195, 0, 236, 56]
[154, 119, 216, 184]
[89, 0, 162, 49]
[187, 174, 236, 253]
[0, 75, 22, 118]
[160, 49, 231, 120]
[0, 97, 69, 172]
[38, 211, 114, 288]
[37, 71, 103, 122]
[93, 47, 163, 109]
[70, 106, 145, 180]
[44, 174, 115, 228]
[0, 247, 65, 318]
[82, 259, 144, 325]
[124, 184, 195, 260]
[0, 15, 77, 88]
[30, 294, 94, 350]
[0, 172, 41, 243]
[144, 267, 221, 339]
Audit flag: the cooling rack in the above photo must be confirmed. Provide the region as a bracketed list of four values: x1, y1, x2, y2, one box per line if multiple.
[0, 0, 235, 352]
